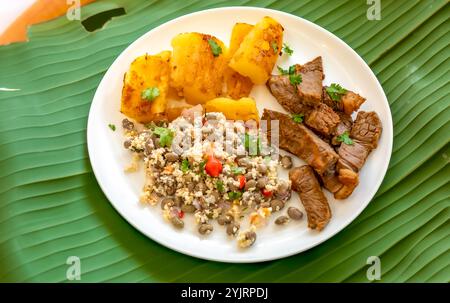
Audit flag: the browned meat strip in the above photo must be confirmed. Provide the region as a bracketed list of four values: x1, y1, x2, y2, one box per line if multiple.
[322, 86, 366, 115]
[350, 111, 382, 149]
[331, 112, 353, 146]
[337, 141, 370, 172]
[267, 74, 308, 114]
[295, 57, 324, 106]
[289, 166, 331, 231]
[267, 74, 340, 136]
[337, 111, 382, 172]
[305, 103, 340, 136]
[262, 109, 338, 174]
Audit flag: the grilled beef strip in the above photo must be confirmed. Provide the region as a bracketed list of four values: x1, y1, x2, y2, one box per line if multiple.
[267, 74, 340, 136]
[322, 86, 366, 115]
[337, 111, 382, 172]
[262, 109, 338, 175]
[294, 56, 324, 106]
[322, 111, 382, 199]
[331, 112, 353, 146]
[289, 165, 332, 231]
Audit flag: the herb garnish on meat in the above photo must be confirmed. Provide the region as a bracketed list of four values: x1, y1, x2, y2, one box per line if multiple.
[326, 83, 347, 101]
[292, 113, 304, 123]
[336, 131, 353, 145]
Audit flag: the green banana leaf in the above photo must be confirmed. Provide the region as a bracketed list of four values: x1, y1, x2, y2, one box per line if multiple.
[0, 0, 448, 282]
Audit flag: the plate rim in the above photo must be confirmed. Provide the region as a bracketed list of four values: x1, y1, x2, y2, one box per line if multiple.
[87, 6, 393, 263]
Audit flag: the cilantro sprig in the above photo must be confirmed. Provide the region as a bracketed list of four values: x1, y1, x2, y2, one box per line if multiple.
[271, 41, 279, 54]
[207, 38, 222, 57]
[277, 64, 302, 86]
[181, 159, 190, 172]
[153, 127, 174, 147]
[336, 131, 354, 145]
[326, 83, 347, 101]
[141, 87, 160, 101]
[282, 43, 293, 56]
[108, 123, 116, 131]
[216, 180, 225, 193]
[292, 113, 304, 123]
[228, 191, 242, 200]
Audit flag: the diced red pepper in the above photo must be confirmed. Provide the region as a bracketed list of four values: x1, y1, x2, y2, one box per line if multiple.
[205, 154, 222, 177]
[238, 175, 246, 190]
[262, 188, 273, 197]
[178, 210, 184, 219]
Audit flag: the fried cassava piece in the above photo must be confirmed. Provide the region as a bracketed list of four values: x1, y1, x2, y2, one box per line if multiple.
[121, 51, 171, 123]
[225, 23, 254, 99]
[229, 16, 284, 85]
[170, 33, 228, 105]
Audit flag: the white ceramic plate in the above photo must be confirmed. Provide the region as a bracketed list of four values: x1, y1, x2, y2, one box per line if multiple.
[87, 7, 393, 263]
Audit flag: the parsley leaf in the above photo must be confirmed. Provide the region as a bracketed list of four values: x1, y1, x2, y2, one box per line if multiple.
[292, 113, 304, 123]
[282, 43, 293, 56]
[153, 127, 174, 147]
[141, 87, 160, 101]
[207, 39, 222, 57]
[231, 166, 245, 175]
[336, 131, 354, 145]
[108, 124, 116, 131]
[181, 159, 190, 172]
[271, 41, 278, 54]
[289, 73, 302, 86]
[198, 160, 206, 175]
[216, 180, 225, 193]
[277, 66, 288, 75]
[228, 191, 242, 200]
[326, 83, 347, 101]
[277, 65, 296, 76]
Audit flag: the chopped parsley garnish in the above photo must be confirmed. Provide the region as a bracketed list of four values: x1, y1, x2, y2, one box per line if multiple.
[153, 127, 174, 147]
[271, 41, 278, 54]
[231, 166, 245, 175]
[216, 180, 225, 193]
[292, 113, 304, 123]
[108, 123, 116, 131]
[141, 87, 160, 101]
[207, 39, 222, 57]
[181, 159, 190, 172]
[336, 131, 354, 145]
[198, 160, 206, 175]
[228, 191, 242, 200]
[326, 83, 347, 101]
[277, 65, 296, 75]
[282, 43, 293, 56]
[289, 73, 302, 86]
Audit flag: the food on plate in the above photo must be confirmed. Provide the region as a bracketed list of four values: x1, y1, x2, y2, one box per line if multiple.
[262, 109, 338, 175]
[229, 16, 284, 84]
[322, 84, 366, 115]
[204, 97, 259, 122]
[121, 112, 293, 247]
[267, 73, 340, 136]
[117, 15, 384, 245]
[120, 51, 171, 123]
[289, 165, 331, 231]
[170, 33, 228, 104]
[331, 112, 353, 145]
[225, 23, 254, 99]
[294, 56, 324, 106]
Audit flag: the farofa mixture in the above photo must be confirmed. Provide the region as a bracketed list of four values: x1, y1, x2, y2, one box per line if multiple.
[122, 112, 303, 248]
